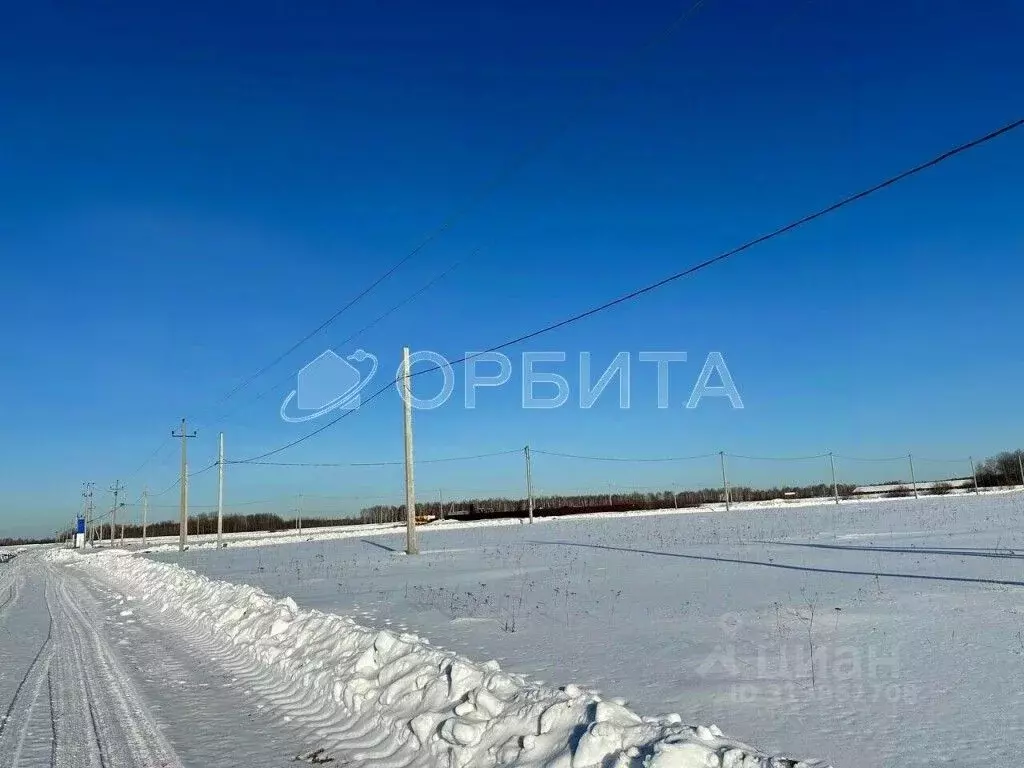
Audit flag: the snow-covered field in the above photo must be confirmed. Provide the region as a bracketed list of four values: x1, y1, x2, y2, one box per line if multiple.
[151, 492, 1024, 767]
[4, 493, 1022, 767]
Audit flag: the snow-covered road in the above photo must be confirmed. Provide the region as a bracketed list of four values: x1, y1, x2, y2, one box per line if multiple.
[0, 548, 827, 768]
[0, 556, 182, 767]
[0, 554, 341, 768]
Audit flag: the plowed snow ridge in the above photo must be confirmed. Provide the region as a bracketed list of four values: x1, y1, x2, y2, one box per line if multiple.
[55, 550, 830, 768]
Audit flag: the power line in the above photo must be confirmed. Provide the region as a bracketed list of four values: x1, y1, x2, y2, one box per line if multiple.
[207, 0, 713, 410]
[727, 453, 829, 461]
[147, 461, 218, 499]
[833, 454, 914, 463]
[229, 448, 520, 468]
[234, 117, 1023, 463]
[533, 449, 717, 462]
[204, 260, 465, 430]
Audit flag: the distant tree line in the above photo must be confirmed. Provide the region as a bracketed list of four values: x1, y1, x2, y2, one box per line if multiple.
[46, 448, 1024, 543]
[1, 536, 53, 546]
[358, 482, 859, 524]
[81, 512, 364, 542]
[975, 450, 1024, 487]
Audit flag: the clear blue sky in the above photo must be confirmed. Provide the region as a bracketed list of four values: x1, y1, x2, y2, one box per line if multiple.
[2, 0, 1022, 537]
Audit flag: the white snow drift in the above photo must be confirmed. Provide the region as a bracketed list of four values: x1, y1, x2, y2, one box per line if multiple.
[58, 550, 829, 768]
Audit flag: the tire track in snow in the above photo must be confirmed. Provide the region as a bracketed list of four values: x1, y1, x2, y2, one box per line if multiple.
[9, 654, 55, 768]
[0, 579, 53, 757]
[50, 566, 184, 768]
[0, 569, 22, 623]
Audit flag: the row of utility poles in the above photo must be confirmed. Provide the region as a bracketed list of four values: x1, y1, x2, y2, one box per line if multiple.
[169, 418, 226, 552]
[101, 345, 1021, 555]
[716, 451, 995, 511]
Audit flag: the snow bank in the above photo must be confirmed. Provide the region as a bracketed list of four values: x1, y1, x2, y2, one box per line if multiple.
[55, 550, 829, 768]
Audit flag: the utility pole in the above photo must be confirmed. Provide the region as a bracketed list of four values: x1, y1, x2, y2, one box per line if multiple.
[82, 482, 95, 546]
[1018, 451, 1024, 489]
[296, 493, 303, 534]
[970, 456, 980, 495]
[108, 480, 125, 547]
[829, 451, 840, 505]
[908, 453, 918, 499]
[437, 488, 445, 521]
[524, 445, 534, 524]
[401, 347, 418, 555]
[217, 432, 225, 549]
[720, 451, 731, 511]
[172, 418, 197, 552]
[142, 486, 149, 546]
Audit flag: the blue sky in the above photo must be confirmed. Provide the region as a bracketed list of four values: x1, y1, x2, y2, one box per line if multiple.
[1, 0, 1022, 537]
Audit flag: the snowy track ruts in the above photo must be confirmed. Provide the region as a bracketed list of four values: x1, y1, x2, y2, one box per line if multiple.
[0, 569, 21, 621]
[48, 566, 183, 768]
[0, 558, 184, 768]
[0, 573, 54, 767]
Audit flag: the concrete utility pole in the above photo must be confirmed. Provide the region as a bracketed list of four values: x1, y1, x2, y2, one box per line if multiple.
[172, 418, 197, 552]
[720, 452, 731, 511]
[1018, 451, 1024, 489]
[970, 456, 980, 495]
[908, 453, 918, 499]
[829, 451, 840, 505]
[296, 493, 303, 534]
[108, 480, 125, 547]
[142, 486, 149, 546]
[401, 347, 418, 555]
[82, 482, 95, 546]
[524, 445, 534, 524]
[217, 432, 225, 549]
[437, 488, 445, 521]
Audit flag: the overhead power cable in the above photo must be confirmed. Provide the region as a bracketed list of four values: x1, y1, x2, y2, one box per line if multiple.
[833, 454, 914, 463]
[233, 117, 1023, 464]
[209, 0, 713, 410]
[205, 260, 465, 430]
[230, 448, 520, 468]
[147, 461, 219, 499]
[727, 452, 829, 461]
[533, 449, 717, 462]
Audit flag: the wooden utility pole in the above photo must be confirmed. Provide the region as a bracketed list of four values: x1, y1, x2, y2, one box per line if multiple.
[172, 418, 197, 552]
[401, 347, 418, 555]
